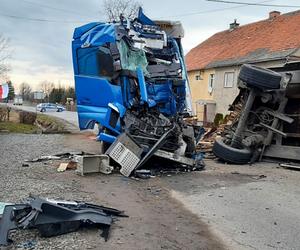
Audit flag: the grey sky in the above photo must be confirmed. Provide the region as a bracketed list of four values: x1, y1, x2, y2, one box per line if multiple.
[0, 0, 299, 90]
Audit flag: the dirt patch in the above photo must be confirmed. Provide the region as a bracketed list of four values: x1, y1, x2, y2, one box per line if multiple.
[80, 175, 225, 250]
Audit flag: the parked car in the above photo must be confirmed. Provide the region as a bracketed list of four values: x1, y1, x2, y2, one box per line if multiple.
[36, 103, 65, 112]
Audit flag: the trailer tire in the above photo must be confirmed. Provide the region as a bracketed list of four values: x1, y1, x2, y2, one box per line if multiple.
[239, 64, 282, 89]
[213, 138, 253, 164]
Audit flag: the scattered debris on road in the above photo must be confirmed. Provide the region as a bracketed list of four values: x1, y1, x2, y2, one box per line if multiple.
[0, 196, 127, 246]
[25, 155, 61, 162]
[279, 163, 300, 171]
[57, 161, 77, 172]
[25, 148, 204, 178]
[197, 99, 244, 153]
[25, 151, 92, 163]
[0, 202, 12, 218]
[76, 154, 113, 176]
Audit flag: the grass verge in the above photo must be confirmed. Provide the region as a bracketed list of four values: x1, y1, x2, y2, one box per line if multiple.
[0, 121, 37, 133]
[0, 112, 67, 134]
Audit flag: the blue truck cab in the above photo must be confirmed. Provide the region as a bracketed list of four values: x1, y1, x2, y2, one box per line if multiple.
[72, 8, 202, 163]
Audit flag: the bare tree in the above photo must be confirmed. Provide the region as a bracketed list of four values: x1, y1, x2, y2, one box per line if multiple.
[103, 0, 141, 22]
[19, 82, 32, 101]
[0, 34, 11, 77]
[38, 80, 55, 101]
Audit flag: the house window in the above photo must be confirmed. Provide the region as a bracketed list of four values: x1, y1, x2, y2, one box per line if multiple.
[195, 75, 201, 81]
[208, 74, 214, 94]
[224, 72, 234, 88]
[195, 71, 202, 81]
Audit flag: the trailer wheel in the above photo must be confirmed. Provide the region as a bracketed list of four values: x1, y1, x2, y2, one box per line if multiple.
[213, 138, 253, 164]
[239, 64, 282, 89]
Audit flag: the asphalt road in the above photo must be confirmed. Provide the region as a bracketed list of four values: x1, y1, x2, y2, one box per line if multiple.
[165, 161, 300, 250]
[6, 104, 79, 127]
[2, 103, 299, 249]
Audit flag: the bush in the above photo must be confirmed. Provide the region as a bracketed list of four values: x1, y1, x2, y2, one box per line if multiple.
[0, 107, 8, 122]
[213, 113, 224, 127]
[19, 111, 37, 125]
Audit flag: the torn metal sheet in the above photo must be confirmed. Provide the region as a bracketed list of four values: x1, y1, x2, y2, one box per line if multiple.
[25, 155, 61, 162]
[25, 152, 93, 163]
[76, 154, 113, 176]
[154, 150, 199, 167]
[0, 197, 126, 246]
[0, 202, 12, 218]
[106, 133, 142, 177]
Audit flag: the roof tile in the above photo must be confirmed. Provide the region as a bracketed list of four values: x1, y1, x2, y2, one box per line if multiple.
[186, 10, 300, 71]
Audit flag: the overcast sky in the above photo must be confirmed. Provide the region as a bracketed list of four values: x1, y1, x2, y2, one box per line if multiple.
[0, 0, 299, 90]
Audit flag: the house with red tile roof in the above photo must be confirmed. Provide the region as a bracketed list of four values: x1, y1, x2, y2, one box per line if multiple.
[186, 10, 300, 120]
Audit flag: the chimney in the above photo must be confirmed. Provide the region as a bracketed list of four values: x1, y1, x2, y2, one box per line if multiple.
[229, 19, 239, 30]
[269, 11, 281, 19]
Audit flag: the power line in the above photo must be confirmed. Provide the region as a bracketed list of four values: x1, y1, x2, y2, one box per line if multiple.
[206, 0, 300, 8]
[1, 0, 293, 23]
[159, 0, 274, 18]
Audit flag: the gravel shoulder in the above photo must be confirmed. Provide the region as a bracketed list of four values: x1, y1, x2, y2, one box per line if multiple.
[0, 133, 225, 250]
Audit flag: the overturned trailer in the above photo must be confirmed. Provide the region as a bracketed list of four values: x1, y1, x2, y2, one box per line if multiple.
[72, 9, 204, 175]
[213, 62, 300, 163]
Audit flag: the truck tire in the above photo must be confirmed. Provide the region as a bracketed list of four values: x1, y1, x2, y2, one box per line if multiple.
[239, 64, 282, 89]
[212, 138, 253, 164]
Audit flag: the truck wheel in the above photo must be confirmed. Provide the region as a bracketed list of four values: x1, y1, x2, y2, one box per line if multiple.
[213, 138, 253, 164]
[239, 64, 282, 89]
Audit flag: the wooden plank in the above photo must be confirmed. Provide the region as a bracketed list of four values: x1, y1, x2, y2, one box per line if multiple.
[279, 163, 300, 171]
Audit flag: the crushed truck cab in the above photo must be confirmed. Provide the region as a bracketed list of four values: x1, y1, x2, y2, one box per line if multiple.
[72, 8, 204, 172]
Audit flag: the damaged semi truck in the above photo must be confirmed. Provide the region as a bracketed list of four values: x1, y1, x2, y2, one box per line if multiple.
[72, 8, 204, 176]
